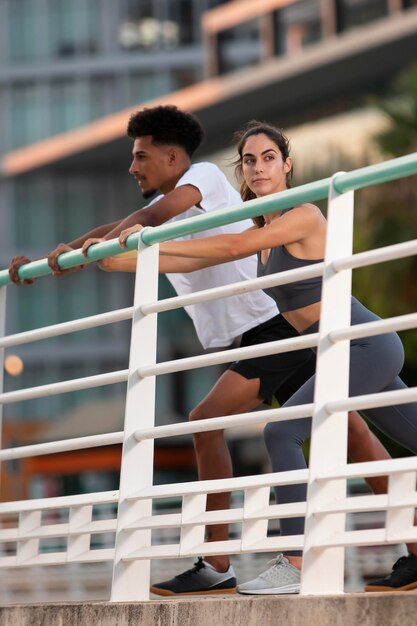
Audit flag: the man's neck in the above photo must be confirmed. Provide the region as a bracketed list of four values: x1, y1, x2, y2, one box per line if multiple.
[160, 163, 192, 194]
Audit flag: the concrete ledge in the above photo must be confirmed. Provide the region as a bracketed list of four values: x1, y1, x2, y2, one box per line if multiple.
[1, 593, 417, 626]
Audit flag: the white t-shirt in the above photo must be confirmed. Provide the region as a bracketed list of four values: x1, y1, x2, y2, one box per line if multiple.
[151, 162, 278, 349]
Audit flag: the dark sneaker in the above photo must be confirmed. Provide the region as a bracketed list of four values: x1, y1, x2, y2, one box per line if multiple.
[364, 553, 417, 592]
[150, 558, 237, 596]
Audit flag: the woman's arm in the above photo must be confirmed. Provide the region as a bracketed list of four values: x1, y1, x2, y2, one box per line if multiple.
[159, 204, 323, 261]
[98, 250, 233, 274]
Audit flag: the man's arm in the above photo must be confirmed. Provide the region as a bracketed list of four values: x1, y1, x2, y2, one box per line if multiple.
[8, 219, 122, 282]
[67, 220, 121, 249]
[102, 185, 202, 240]
[81, 185, 202, 255]
[9, 184, 202, 282]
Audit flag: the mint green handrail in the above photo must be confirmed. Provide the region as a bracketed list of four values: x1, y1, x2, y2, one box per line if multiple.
[1, 151, 416, 287]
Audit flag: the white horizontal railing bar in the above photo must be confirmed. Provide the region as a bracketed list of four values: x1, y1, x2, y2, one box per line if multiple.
[0, 518, 118, 543]
[125, 513, 182, 530]
[126, 502, 307, 532]
[138, 334, 318, 378]
[244, 536, 305, 552]
[128, 469, 309, 501]
[333, 239, 417, 272]
[0, 431, 124, 461]
[122, 544, 181, 560]
[126, 509, 242, 531]
[141, 264, 324, 315]
[123, 535, 304, 561]
[6, 548, 116, 568]
[134, 403, 314, 441]
[315, 493, 417, 515]
[0, 307, 133, 349]
[0, 490, 119, 514]
[317, 456, 417, 481]
[329, 312, 417, 344]
[315, 528, 417, 548]
[0, 369, 128, 405]
[325, 385, 417, 415]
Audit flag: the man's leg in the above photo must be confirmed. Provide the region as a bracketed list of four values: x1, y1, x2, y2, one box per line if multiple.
[190, 369, 264, 571]
[347, 411, 417, 555]
[150, 369, 264, 595]
[347, 411, 417, 592]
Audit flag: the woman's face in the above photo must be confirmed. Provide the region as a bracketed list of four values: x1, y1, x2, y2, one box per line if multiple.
[241, 133, 292, 197]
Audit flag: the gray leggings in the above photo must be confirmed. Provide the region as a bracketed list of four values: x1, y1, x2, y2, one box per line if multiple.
[264, 298, 417, 554]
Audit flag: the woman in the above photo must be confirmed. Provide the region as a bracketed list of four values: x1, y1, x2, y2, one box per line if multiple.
[103, 122, 417, 594]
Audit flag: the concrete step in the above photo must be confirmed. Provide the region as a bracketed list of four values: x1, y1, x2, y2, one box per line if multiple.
[0, 593, 416, 626]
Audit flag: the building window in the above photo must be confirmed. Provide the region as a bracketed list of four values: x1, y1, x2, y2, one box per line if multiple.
[119, 0, 200, 50]
[7, 0, 43, 62]
[50, 81, 92, 135]
[48, 0, 101, 58]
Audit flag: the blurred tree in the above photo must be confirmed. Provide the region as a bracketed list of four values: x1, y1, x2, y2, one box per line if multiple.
[354, 64, 417, 375]
[352, 64, 417, 456]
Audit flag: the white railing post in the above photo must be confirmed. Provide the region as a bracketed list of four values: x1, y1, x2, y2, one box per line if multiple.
[67, 504, 93, 560]
[17, 510, 42, 564]
[110, 238, 159, 601]
[386, 471, 416, 544]
[241, 486, 270, 550]
[301, 175, 354, 594]
[179, 494, 207, 555]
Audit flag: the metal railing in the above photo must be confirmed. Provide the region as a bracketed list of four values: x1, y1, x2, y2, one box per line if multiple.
[0, 152, 416, 599]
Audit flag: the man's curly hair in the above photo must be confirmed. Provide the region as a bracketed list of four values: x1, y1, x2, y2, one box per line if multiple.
[127, 105, 205, 157]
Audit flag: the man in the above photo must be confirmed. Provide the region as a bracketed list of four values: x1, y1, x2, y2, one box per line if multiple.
[9, 105, 417, 595]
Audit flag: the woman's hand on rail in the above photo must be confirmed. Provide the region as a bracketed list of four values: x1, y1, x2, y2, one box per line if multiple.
[81, 238, 106, 257]
[8, 255, 35, 285]
[48, 243, 85, 276]
[119, 224, 144, 248]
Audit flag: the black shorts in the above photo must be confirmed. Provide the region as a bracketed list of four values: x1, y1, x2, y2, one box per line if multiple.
[228, 313, 316, 405]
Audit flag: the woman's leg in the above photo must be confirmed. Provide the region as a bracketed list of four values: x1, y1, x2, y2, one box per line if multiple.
[264, 377, 316, 554]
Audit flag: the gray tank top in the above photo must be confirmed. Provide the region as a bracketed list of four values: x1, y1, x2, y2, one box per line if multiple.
[257, 244, 323, 313]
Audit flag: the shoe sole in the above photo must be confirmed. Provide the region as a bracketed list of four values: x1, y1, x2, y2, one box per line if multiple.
[150, 586, 237, 596]
[364, 581, 417, 592]
[238, 584, 300, 595]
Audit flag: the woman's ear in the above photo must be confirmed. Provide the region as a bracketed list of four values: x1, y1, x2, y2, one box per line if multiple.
[284, 157, 292, 174]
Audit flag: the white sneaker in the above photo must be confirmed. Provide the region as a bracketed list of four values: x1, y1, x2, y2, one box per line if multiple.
[237, 554, 300, 595]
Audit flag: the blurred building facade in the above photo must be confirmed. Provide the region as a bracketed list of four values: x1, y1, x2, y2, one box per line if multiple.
[0, 0, 416, 499]
[0, 0, 233, 424]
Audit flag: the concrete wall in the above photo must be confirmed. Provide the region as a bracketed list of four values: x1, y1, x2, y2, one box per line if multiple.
[1, 593, 417, 626]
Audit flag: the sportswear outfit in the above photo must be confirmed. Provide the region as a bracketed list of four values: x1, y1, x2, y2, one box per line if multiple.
[258, 222, 417, 543]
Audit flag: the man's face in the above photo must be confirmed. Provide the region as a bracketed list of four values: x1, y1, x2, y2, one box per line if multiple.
[129, 136, 173, 198]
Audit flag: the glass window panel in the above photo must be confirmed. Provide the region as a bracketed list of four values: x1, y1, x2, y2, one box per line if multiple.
[13, 177, 55, 248]
[9, 85, 46, 148]
[50, 81, 91, 134]
[48, 0, 101, 58]
[7, 0, 42, 62]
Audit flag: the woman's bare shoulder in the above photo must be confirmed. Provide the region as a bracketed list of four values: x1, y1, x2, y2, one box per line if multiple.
[295, 202, 322, 213]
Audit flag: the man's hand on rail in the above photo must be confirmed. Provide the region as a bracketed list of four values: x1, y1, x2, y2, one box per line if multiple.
[47, 243, 85, 276]
[119, 224, 144, 248]
[8, 255, 35, 285]
[81, 237, 106, 257]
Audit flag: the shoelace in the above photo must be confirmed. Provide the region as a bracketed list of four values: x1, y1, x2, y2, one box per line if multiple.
[176, 557, 205, 579]
[266, 554, 285, 568]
